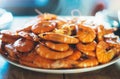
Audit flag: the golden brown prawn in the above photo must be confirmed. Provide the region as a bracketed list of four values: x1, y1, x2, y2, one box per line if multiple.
[53, 24, 76, 35]
[96, 41, 117, 63]
[97, 25, 116, 41]
[4, 44, 19, 61]
[0, 30, 19, 43]
[97, 25, 106, 41]
[104, 33, 120, 47]
[19, 51, 39, 67]
[39, 32, 79, 44]
[66, 49, 82, 60]
[33, 55, 54, 68]
[34, 56, 78, 69]
[45, 41, 69, 51]
[17, 31, 40, 41]
[77, 25, 96, 43]
[104, 34, 120, 55]
[13, 38, 34, 53]
[81, 50, 96, 57]
[0, 40, 4, 54]
[31, 21, 56, 34]
[51, 59, 78, 69]
[54, 19, 66, 29]
[77, 57, 99, 68]
[76, 41, 96, 57]
[36, 44, 73, 60]
[76, 41, 97, 51]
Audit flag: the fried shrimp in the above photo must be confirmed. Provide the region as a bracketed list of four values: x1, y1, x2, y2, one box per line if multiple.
[81, 50, 96, 57]
[19, 51, 39, 67]
[76, 41, 96, 57]
[0, 30, 19, 43]
[96, 41, 117, 63]
[39, 32, 79, 44]
[51, 59, 78, 68]
[58, 24, 75, 35]
[4, 44, 19, 61]
[33, 55, 54, 68]
[77, 57, 99, 68]
[97, 25, 116, 41]
[1, 13, 120, 69]
[0, 40, 5, 54]
[34, 56, 78, 69]
[36, 44, 73, 60]
[13, 38, 34, 53]
[53, 24, 74, 35]
[45, 41, 69, 51]
[104, 33, 120, 46]
[77, 25, 96, 43]
[104, 34, 120, 55]
[17, 31, 40, 41]
[76, 41, 96, 51]
[97, 25, 106, 41]
[31, 21, 56, 34]
[54, 19, 66, 29]
[66, 49, 81, 60]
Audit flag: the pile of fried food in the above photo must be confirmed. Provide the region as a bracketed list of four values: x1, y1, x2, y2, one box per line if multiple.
[0, 13, 120, 69]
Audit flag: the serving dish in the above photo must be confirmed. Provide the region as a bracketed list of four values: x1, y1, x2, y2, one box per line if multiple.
[0, 15, 120, 74]
[0, 55, 120, 74]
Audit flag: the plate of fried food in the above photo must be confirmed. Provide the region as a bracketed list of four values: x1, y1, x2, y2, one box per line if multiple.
[0, 13, 120, 74]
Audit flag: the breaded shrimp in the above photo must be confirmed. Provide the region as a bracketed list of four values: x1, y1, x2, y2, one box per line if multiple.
[36, 44, 73, 60]
[77, 25, 96, 43]
[45, 41, 69, 51]
[39, 32, 79, 44]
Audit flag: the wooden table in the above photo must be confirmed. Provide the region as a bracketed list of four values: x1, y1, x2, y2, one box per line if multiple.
[0, 16, 120, 79]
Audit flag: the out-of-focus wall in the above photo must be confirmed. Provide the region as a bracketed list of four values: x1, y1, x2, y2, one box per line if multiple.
[107, 0, 120, 18]
[0, 0, 108, 16]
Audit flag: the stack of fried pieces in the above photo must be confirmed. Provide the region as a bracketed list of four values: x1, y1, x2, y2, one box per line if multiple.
[0, 13, 120, 69]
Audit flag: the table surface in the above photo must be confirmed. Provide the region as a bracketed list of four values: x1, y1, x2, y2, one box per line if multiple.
[0, 16, 120, 79]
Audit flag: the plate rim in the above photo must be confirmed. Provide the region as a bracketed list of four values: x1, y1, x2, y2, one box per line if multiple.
[0, 55, 120, 74]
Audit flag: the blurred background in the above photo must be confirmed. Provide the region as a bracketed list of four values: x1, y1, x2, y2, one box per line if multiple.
[0, 0, 120, 16]
[0, 0, 120, 31]
[0, 0, 109, 16]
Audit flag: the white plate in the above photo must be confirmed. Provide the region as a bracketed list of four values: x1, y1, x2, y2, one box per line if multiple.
[0, 16, 120, 74]
[0, 55, 120, 74]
